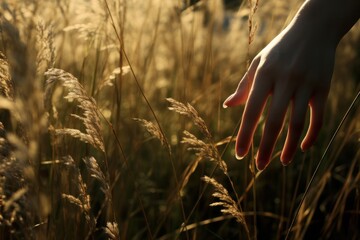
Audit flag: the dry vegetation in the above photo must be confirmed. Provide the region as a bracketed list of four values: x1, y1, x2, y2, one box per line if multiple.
[0, 0, 359, 239]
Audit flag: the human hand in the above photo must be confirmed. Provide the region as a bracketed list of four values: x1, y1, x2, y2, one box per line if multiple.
[223, 21, 337, 170]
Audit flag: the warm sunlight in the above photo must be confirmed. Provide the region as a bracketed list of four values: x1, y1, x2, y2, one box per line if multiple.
[0, 0, 359, 239]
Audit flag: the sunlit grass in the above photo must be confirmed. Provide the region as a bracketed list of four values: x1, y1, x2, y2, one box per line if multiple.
[0, 0, 359, 239]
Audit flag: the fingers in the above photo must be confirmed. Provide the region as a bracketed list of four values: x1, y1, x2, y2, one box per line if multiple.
[235, 75, 272, 160]
[223, 58, 260, 108]
[256, 86, 291, 170]
[280, 90, 310, 165]
[301, 92, 327, 151]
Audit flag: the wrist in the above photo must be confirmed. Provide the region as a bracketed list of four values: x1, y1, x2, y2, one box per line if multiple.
[290, 0, 360, 46]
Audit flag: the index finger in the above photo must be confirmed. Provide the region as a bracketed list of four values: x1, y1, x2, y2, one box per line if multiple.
[236, 74, 272, 159]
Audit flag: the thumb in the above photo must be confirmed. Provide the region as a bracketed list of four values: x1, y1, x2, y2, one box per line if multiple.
[223, 58, 259, 108]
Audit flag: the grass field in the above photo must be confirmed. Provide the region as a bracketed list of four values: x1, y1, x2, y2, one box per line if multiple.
[0, 0, 359, 239]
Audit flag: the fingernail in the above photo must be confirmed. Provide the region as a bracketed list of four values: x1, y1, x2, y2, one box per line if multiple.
[222, 94, 234, 108]
[236, 147, 246, 160]
[300, 141, 311, 152]
[235, 153, 244, 160]
[281, 160, 291, 166]
[280, 154, 291, 166]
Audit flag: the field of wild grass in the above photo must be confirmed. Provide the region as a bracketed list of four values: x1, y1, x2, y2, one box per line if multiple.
[0, 0, 359, 239]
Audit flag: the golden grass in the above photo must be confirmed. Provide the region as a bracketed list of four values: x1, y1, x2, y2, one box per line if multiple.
[0, 0, 359, 239]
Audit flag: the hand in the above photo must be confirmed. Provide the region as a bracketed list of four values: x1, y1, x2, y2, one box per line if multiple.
[223, 20, 336, 170]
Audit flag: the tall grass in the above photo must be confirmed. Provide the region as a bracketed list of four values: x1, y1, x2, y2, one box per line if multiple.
[0, 0, 359, 239]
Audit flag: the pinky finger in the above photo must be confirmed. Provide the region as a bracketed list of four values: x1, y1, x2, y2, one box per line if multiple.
[301, 93, 327, 151]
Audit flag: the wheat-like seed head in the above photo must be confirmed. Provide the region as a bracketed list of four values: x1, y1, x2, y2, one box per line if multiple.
[83, 156, 109, 194]
[0, 121, 37, 238]
[0, 52, 14, 101]
[105, 221, 120, 240]
[45, 68, 105, 152]
[167, 98, 212, 139]
[61, 194, 83, 209]
[167, 98, 228, 173]
[182, 130, 228, 173]
[61, 156, 93, 225]
[134, 118, 167, 147]
[202, 175, 245, 225]
[36, 21, 55, 75]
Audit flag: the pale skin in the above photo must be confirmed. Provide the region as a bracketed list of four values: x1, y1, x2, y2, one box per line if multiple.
[223, 0, 360, 170]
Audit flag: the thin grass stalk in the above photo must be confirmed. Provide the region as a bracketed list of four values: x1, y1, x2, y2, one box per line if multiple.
[323, 152, 359, 237]
[103, 2, 190, 238]
[176, 117, 251, 240]
[97, 109, 153, 239]
[246, 0, 259, 66]
[284, 153, 307, 235]
[113, 0, 125, 134]
[251, 145, 258, 240]
[160, 210, 286, 240]
[103, 0, 164, 143]
[277, 166, 286, 239]
[101, 1, 155, 238]
[90, 39, 102, 97]
[140, 4, 161, 84]
[327, 111, 359, 171]
[180, 8, 196, 100]
[285, 89, 360, 239]
[84, 153, 117, 240]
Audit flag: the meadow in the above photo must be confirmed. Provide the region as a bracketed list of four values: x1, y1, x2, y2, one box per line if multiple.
[0, 0, 359, 239]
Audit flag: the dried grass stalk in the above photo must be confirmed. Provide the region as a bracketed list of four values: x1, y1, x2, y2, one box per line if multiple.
[182, 130, 227, 173]
[36, 21, 55, 75]
[83, 156, 109, 194]
[202, 176, 246, 225]
[293, 172, 331, 240]
[45, 68, 105, 152]
[0, 122, 35, 238]
[167, 98, 228, 173]
[0, 52, 14, 100]
[167, 98, 211, 139]
[323, 157, 360, 237]
[61, 156, 93, 225]
[105, 222, 120, 240]
[247, 0, 259, 45]
[134, 118, 167, 146]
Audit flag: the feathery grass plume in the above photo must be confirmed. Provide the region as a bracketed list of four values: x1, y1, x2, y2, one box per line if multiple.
[0, 122, 36, 238]
[167, 98, 229, 172]
[45, 68, 105, 152]
[83, 156, 109, 194]
[95, 65, 131, 95]
[0, 7, 34, 101]
[167, 98, 211, 139]
[105, 222, 120, 240]
[61, 156, 93, 226]
[36, 20, 55, 75]
[0, 52, 14, 100]
[182, 130, 227, 173]
[134, 118, 167, 147]
[202, 176, 246, 225]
